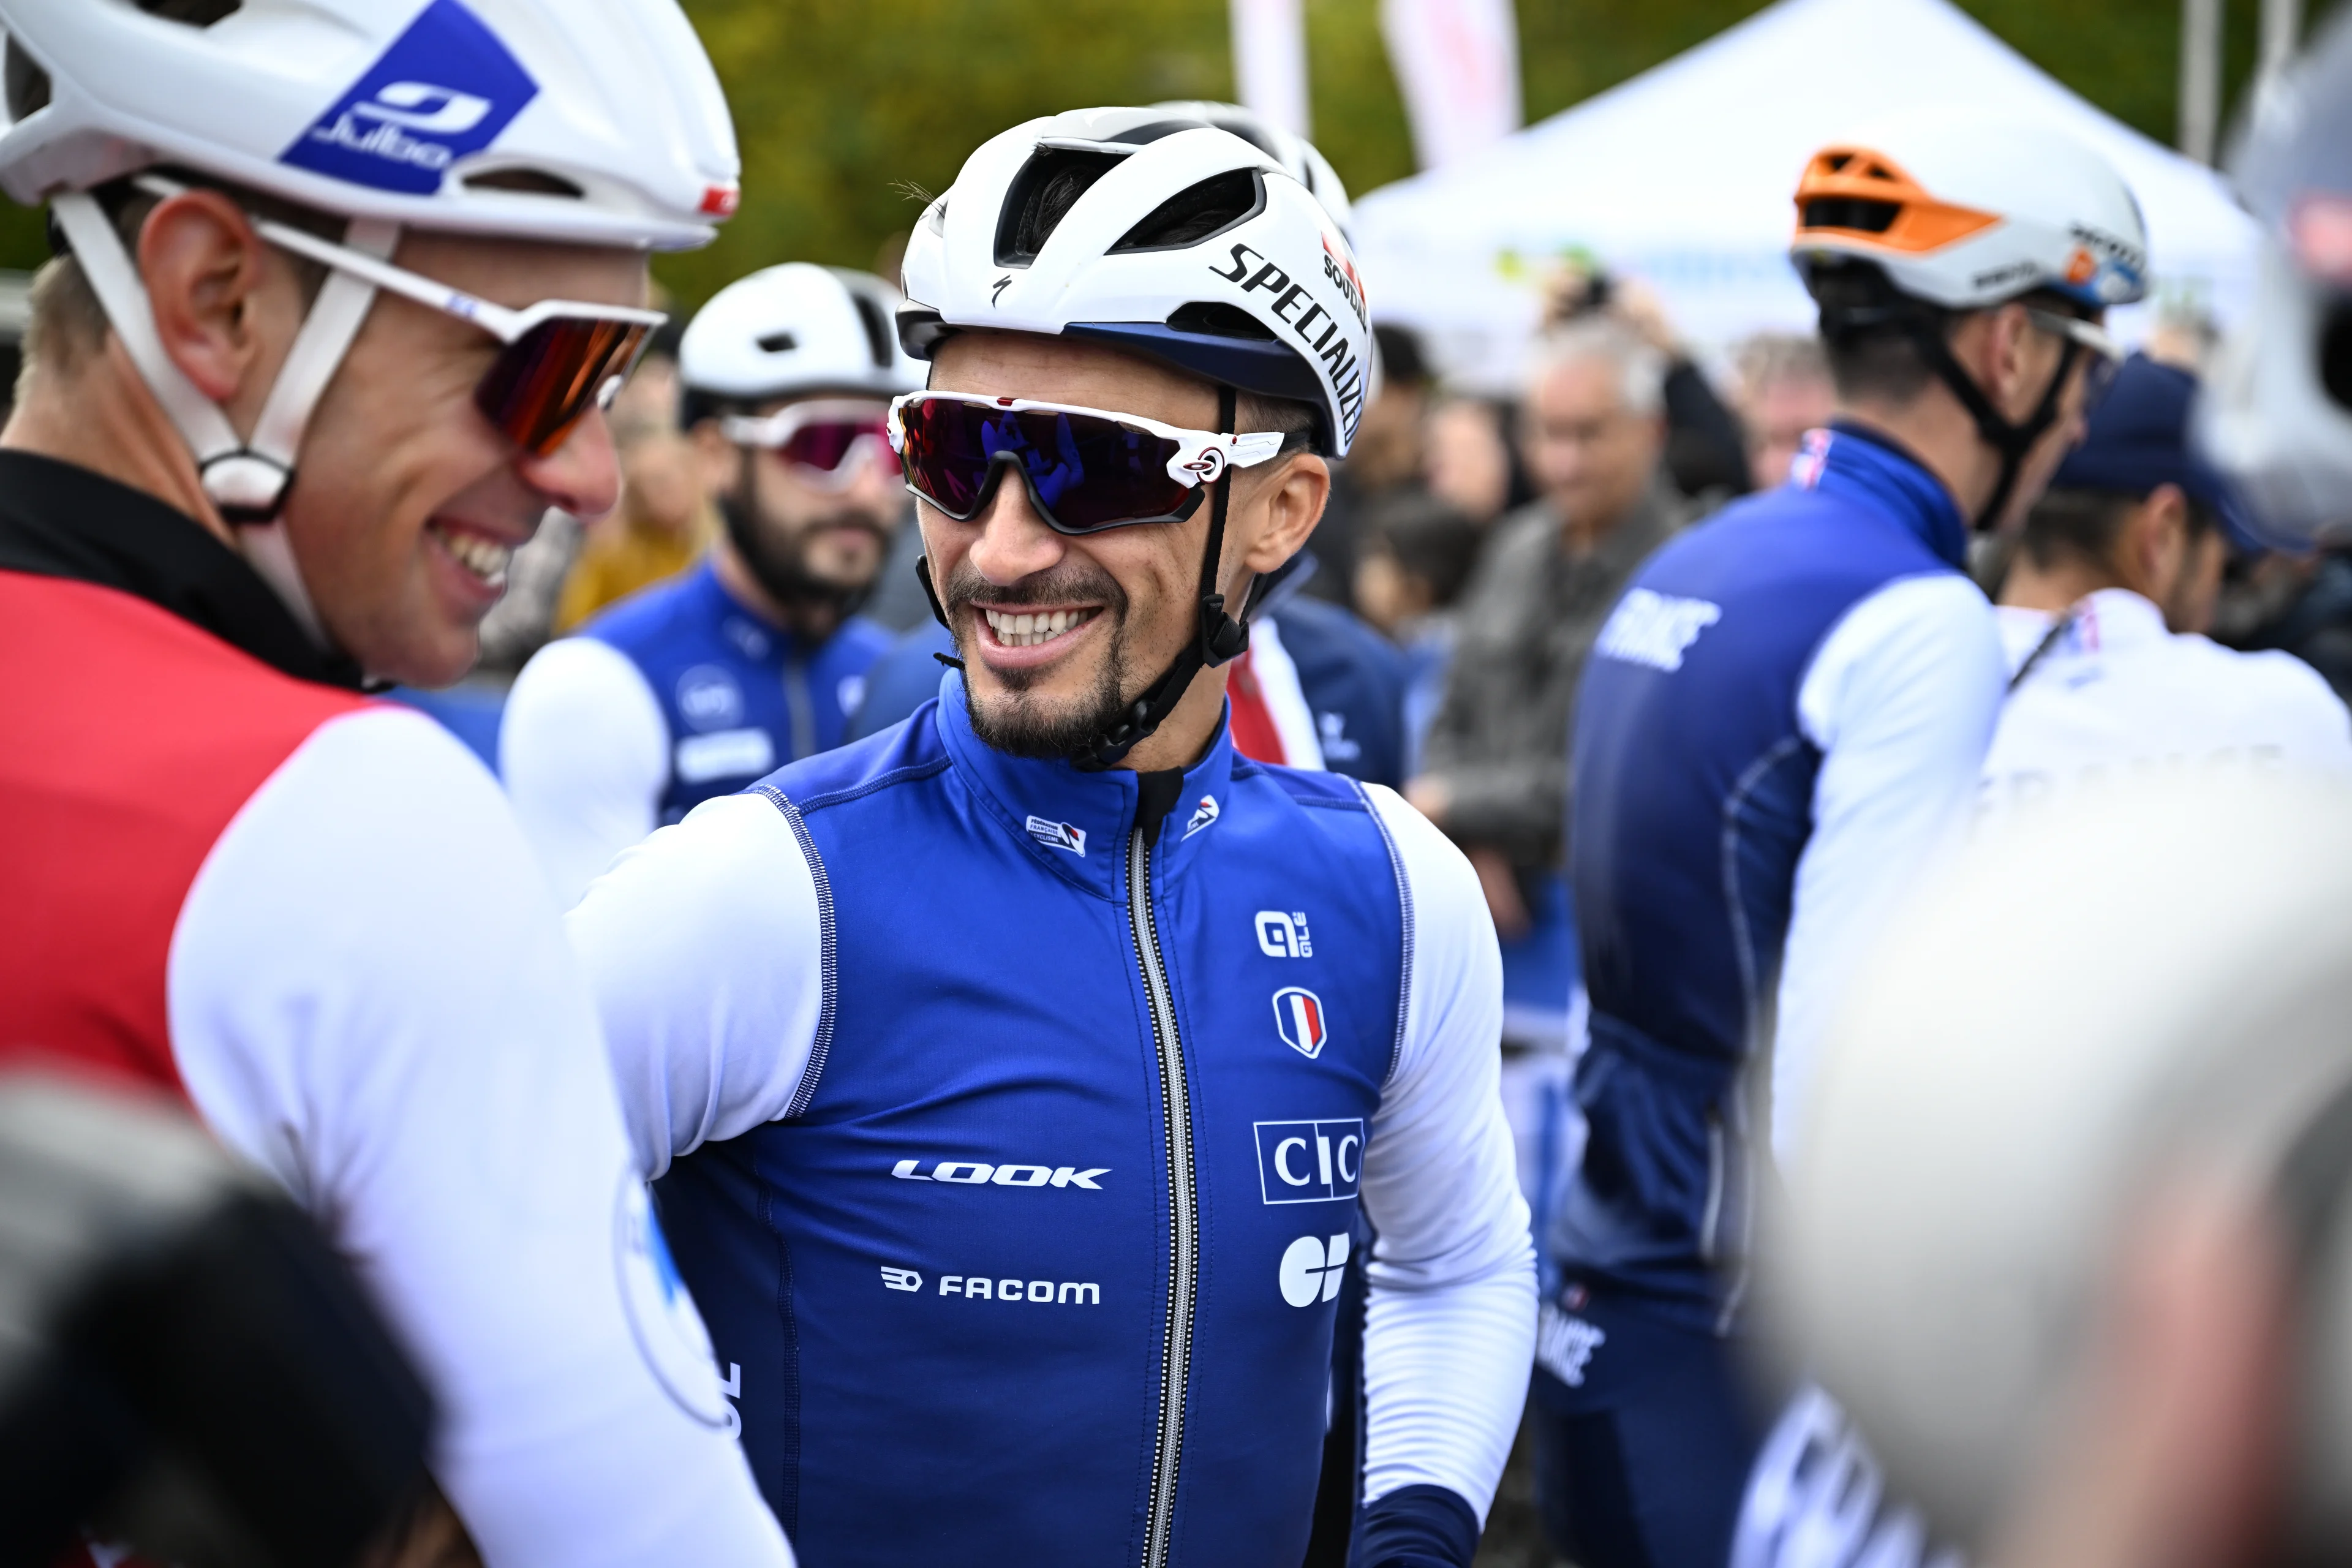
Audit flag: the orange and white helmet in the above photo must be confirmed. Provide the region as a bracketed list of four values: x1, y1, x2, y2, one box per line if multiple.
[1791, 113, 2149, 313]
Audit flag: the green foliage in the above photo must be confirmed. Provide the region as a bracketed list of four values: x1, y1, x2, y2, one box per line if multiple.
[0, 0, 2292, 305]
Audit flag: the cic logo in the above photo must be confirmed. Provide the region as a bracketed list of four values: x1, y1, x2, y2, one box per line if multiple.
[1252, 1118, 1364, 1204]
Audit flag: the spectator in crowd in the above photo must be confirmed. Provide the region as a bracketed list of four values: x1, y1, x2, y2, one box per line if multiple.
[1310, 322, 1436, 610]
[1425, 395, 1525, 529]
[502, 265, 910, 905]
[1547, 265, 1748, 499]
[1408, 316, 1700, 941]
[552, 354, 719, 633]
[1355, 490, 1485, 777]
[1982, 353, 2352, 820]
[1731, 331, 1836, 493]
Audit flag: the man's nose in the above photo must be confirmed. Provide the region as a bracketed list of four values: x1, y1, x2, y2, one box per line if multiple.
[517, 407, 624, 519]
[963, 467, 1067, 585]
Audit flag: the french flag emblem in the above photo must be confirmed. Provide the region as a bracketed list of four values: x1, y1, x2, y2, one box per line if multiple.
[1272, 986, 1329, 1060]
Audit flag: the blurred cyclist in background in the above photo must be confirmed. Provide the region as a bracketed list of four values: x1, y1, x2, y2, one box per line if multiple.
[0, 2, 792, 1564]
[1551, 115, 2141, 1568]
[502, 263, 911, 903]
[1983, 351, 2352, 824]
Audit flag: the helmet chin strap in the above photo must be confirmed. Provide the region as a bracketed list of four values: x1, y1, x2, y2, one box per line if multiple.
[1904, 314, 2083, 533]
[1074, 384, 1253, 772]
[51, 187, 398, 647]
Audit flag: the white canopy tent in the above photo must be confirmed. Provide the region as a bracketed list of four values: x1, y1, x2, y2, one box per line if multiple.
[1350, 0, 2260, 390]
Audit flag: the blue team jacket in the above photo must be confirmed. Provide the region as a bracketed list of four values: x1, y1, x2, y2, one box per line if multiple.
[582, 559, 894, 823]
[1555, 426, 1970, 1327]
[654, 682, 1416, 1567]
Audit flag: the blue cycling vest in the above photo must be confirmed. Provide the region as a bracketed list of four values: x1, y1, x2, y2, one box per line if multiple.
[1555, 426, 1969, 1327]
[655, 677, 1411, 1568]
[582, 559, 893, 823]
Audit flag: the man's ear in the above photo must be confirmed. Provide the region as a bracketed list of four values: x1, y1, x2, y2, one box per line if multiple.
[136, 189, 287, 409]
[1237, 451, 1330, 574]
[2126, 483, 2190, 593]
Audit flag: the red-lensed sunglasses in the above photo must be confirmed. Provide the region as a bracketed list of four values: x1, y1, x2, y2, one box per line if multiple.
[719, 399, 895, 491]
[135, 173, 665, 459]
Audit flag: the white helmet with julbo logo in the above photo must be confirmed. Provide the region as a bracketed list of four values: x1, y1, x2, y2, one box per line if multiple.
[897, 104, 1374, 459]
[2194, 5, 2352, 549]
[0, 0, 738, 634]
[0, 0, 738, 249]
[680, 263, 921, 413]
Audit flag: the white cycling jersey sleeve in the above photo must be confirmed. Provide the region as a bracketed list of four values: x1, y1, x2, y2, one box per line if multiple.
[166, 707, 793, 1568]
[1358, 785, 1537, 1521]
[502, 635, 669, 908]
[566, 791, 827, 1181]
[1776, 571, 2004, 1163]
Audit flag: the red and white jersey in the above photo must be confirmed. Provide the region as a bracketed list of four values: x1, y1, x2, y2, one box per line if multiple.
[0, 453, 792, 1568]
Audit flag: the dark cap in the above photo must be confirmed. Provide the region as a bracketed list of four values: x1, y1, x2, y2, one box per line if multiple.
[2051, 352, 2263, 549]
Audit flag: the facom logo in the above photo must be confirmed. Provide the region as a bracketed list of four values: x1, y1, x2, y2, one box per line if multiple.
[1278, 1232, 1351, 1307]
[891, 1158, 1109, 1189]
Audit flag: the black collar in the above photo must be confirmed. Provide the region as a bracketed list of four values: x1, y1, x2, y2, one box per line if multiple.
[0, 450, 364, 689]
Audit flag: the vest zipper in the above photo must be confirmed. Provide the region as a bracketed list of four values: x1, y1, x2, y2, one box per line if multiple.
[1126, 820, 1197, 1568]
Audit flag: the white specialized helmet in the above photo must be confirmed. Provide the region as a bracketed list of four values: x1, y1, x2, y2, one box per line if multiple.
[898, 104, 1374, 459]
[679, 263, 921, 412]
[1148, 100, 1353, 235]
[0, 0, 739, 249]
[1790, 112, 2150, 314]
[2195, 7, 2352, 549]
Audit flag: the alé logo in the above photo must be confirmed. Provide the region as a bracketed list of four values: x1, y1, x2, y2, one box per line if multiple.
[282, 0, 538, 197]
[1256, 910, 1312, 957]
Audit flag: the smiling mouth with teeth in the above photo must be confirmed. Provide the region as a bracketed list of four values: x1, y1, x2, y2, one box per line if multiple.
[983, 606, 1099, 649]
[428, 521, 514, 587]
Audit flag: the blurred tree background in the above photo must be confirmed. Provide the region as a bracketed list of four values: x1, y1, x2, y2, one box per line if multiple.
[0, 0, 2293, 305]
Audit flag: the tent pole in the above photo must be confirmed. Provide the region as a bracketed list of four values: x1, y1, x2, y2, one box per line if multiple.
[2179, 0, 2224, 165]
[2258, 0, 2302, 98]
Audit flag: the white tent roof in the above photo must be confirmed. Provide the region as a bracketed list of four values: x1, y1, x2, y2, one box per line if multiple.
[1351, 0, 2258, 389]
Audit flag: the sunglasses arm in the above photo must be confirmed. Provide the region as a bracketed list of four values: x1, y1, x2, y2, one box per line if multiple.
[1166, 430, 1287, 487]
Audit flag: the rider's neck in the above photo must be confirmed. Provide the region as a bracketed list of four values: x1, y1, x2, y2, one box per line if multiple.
[1, 337, 232, 542]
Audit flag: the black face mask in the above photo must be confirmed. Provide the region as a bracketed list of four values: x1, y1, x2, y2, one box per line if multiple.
[723, 450, 895, 620]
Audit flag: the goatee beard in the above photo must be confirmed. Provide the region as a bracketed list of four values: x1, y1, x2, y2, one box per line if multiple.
[943, 558, 1136, 760]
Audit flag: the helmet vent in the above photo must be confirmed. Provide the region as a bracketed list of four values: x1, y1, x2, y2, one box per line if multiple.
[995, 148, 1123, 266]
[4, 38, 48, 121]
[848, 288, 895, 371]
[1166, 301, 1276, 341]
[462, 168, 584, 199]
[137, 0, 242, 23]
[756, 331, 798, 354]
[1112, 169, 1263, 255]
[1803, 197, 1900, 234]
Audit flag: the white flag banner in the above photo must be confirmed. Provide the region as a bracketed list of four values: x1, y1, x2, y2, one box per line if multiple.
[1381, 0, 1523, 170]
[1231, 0, 1310, 137]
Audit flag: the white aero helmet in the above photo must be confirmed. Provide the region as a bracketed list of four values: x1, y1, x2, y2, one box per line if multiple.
[2195, 7, 2352, 549]
[1789, 111, 2147, 530]
[0, 0, 739, 248]
[898, 104, 1374, 460]
[1790, 112, 2149, 314]
[0, 0, 739, 639]
[679, 263, 921, 413]
[1148, 100, 1354, 235]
